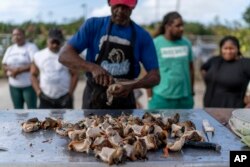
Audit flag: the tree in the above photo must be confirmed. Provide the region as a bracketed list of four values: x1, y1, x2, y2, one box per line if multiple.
[243, 5, 250, 26]
[184, 22, 213, 35]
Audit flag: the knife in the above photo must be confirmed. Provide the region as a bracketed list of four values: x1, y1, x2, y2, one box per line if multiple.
[202, 119, 215, 142]
[184, 141, 221, 152]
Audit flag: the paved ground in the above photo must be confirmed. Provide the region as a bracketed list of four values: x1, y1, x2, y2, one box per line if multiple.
[0, 78, 205, 109]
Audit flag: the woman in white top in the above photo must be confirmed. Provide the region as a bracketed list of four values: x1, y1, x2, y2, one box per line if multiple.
[2, 28, 38, 109]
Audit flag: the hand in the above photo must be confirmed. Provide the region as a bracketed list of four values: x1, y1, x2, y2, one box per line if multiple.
[8, 68, 20, 78]
[110, 84, 134, 98]
[68, 91, 73, 97]
[39, 92, 52, 102]
[245, 103, 250, 108]
[91, 64, 114, 86]
[36, 89, 42, 96]
[59, 93, 72, 107]
[244, 95, 250, 108]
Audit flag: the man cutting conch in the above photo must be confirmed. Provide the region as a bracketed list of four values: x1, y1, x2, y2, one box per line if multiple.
[59, 0, 160, 109]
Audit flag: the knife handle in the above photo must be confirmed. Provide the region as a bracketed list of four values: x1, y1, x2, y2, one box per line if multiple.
[184, 141, 221, 152]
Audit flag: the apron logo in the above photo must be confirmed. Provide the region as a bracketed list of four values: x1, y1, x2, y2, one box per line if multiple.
[101, 48, 130, 76]
[108, 48, 125, 63]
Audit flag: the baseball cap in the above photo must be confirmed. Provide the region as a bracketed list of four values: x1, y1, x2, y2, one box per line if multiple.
[48, 29, 64, 42]
[109, 0, 137, 9]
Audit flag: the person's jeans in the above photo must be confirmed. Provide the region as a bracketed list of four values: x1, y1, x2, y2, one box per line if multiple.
[9, 85, 37, 109]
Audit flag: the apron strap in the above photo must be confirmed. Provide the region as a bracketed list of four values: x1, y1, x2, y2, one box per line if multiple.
[95, 20, 113, 64]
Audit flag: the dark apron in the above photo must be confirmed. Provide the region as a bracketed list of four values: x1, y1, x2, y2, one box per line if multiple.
[82, 21, 136, 109]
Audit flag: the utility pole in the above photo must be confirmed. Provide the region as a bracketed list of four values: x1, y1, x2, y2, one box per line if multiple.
[155, 0, 160, 22]
[48, 11, 54, 24]
[176, 0, 180, 12]
[82, 4, 87, 20]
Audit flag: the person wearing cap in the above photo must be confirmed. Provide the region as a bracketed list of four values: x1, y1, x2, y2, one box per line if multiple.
[59, 0, 160, 109]
[31, 29, 78, 109]
[2, 28, 38, 109]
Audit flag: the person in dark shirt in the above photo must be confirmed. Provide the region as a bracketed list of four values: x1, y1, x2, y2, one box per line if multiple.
[201, 36, 250, 108]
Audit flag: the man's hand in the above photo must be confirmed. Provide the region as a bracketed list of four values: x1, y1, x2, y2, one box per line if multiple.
[110, 84, 134, 98]
[91, 64, 114, 87]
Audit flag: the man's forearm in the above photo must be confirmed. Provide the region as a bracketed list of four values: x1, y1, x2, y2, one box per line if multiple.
[59, 44, 93, 72]
[132, 69, 160, 89]
[146, 89, 153, 98]
[30, 63, 41, 95]
[69, 72, 79, 96]
[31, 75, 41, 95]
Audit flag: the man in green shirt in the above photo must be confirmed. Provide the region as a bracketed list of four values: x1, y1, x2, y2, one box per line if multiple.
[148, 11, 194, 109]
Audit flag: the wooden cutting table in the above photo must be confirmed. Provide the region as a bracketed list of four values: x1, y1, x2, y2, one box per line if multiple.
[0, 109, 249, 167]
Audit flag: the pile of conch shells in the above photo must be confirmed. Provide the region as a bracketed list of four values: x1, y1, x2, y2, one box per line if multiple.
[21, 112, 204, 165]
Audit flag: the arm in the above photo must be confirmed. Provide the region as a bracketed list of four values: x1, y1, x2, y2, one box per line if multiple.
[200, 56, 215, 80]
[59, 44, 91, 72]
[112, 69, 160, 97]
[10, 43, 38, 77]
[132, 69, 160, 89]
[59, 44, 113, 86]
[244, 95, 250, 108]
[189, 62, 195, 95]
[200, 69, 207, 79]
[30, 63, 41, 96]
[68, 69, 79, 96]
[2, 48, 10, 76]
[2, 64, 9, 76]
[5, 64, 31, 78]
[13, 65, 31, 76]
[146, 88, 153, 99]
[140, 66, 154, 99]
[111, 30, 160, 97]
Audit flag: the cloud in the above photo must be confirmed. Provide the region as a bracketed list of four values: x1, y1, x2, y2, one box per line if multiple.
[88, 0, 249, 25]
[89, 5, 111, 18]
[0, 0, 248, 25]
[0, 0, 40, 23]
[179, 0, 249, 23]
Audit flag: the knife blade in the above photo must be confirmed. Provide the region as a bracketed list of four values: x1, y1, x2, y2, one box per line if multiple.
[202, 119, 215, 142]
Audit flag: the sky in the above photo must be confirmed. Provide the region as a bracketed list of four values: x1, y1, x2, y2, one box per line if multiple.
[0, 0, 249, 25]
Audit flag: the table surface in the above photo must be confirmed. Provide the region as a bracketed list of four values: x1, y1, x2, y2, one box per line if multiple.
[0, 109, 249, 167]
[205, 108, 234, 129]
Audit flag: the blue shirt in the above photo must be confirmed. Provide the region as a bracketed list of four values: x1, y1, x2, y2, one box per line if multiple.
[68, 16, 158, 78]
